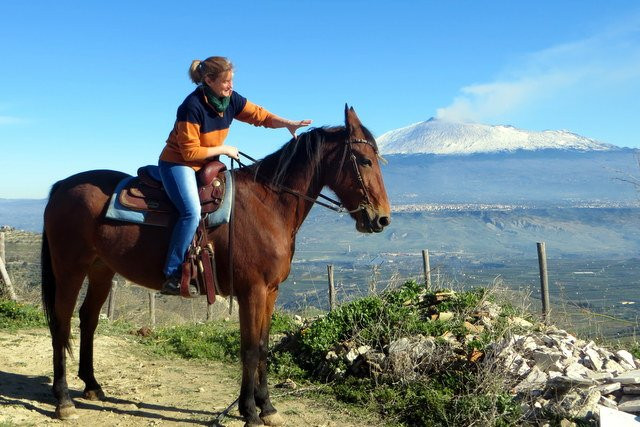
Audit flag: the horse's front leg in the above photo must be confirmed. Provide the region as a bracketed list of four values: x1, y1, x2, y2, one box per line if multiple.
[238, 287, 267, 426]
[255, 287, 283, 426]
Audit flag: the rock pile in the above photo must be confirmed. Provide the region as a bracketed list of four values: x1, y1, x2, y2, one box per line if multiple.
[313, 293, 640, 424]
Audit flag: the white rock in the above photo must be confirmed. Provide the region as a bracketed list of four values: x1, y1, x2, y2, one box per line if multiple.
[511, 317, 533, 328]
[585, 371, 613, 382]
[605, 359, 627, 375]
[599, 405, 640, 426]
[618, 395, 640, 412]
[599, 395, 618, 409]
[565, 362, 591, 379]
[615, 370, 640, 385]
[515, 366, 548, 392]
[584, 348, 604, 371]
[598, 382, 622, 394]
[617, 350, 637, 369]
[532, 350, 563, 371]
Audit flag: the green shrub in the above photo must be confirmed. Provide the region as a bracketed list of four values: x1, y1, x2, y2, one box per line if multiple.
[141, 322, 240, 362]
[0, 299, 45, 329]
[270, 310, 298, 334]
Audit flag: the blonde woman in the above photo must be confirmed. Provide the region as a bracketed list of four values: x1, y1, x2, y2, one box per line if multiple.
[159, 56, 312, 294]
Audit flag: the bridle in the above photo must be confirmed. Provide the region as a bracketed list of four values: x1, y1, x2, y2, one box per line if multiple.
[235, 135, 380, 215]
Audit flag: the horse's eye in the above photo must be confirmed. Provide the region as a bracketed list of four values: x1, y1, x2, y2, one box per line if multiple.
[360, 157, 373, 167]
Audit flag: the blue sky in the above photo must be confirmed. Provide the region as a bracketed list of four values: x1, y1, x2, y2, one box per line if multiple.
[1, 1, 639, 198]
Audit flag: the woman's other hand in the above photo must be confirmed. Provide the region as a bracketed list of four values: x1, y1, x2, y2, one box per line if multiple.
[286, 119, 313, 139]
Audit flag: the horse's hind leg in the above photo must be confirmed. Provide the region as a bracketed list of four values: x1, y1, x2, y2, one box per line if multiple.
[50, 269, 87, 420]
[78, 259, 114, 400]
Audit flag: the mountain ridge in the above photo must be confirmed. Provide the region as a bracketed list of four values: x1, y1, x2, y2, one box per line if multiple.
[376, 118, 619, 155]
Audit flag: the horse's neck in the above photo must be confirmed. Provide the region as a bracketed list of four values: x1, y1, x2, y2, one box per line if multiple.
[243, 151, 327, 234]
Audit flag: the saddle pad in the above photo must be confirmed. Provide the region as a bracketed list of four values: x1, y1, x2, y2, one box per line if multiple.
[105, 171, 234, 227]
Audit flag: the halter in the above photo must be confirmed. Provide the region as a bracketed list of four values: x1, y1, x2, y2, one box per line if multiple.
[236, 135, 378, 215]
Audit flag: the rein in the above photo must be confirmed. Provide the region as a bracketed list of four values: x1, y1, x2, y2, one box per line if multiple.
[236, 137, 376, 214]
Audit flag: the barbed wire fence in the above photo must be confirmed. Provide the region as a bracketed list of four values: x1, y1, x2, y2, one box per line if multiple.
[2, 229, 640, 339]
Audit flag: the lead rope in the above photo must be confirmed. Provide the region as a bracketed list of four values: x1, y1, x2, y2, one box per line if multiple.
[228, 158, 235, 315]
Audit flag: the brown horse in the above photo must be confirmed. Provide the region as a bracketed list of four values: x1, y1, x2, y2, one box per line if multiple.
[41, 105, 391, 425]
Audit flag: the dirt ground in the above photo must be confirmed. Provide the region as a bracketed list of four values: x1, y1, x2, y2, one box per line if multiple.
[0, 328, 375, 426]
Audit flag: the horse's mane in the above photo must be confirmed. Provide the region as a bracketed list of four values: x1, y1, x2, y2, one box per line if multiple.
[242, 125, 378, 188]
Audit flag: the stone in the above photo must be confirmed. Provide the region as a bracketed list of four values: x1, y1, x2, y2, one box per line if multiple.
[614, 370, 640, 385]
[623, 385, 640, 395]
[616, 350, 637, 369]
[599, 395, 618, 409]
[518, 336, 540, 353]
[547, 375, 596, 390]
[618, 395, 640, 412]
[605, 359, 626, 375]
[532, 350, 563, 371]
[599, 405, 640, 425]
[511, 317, 533, 328]
[559, 419, 576, 427]
[565, 362, 591, 379]
[438, 311, 454, 321]
[551, 389, 600, 420]
[584, 348, 604, 371]
[514, 366, 548, 392]
[598, 382, 622, 394]
[585, 370, 613, 382]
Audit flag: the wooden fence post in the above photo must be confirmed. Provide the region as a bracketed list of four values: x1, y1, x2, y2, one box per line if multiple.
[0, 233, 17, 301]
[327, 264, 336, 311]
[107, 280, 117, 320]
[369, 265, 379, 295]
[148, 292, 156, 328]
[422, 249, 431, 290]
[0, 232, 5, 263]
[537, 242, 550, 323]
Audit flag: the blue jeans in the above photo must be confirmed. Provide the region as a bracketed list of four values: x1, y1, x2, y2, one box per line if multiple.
[158, 160, 201, 278]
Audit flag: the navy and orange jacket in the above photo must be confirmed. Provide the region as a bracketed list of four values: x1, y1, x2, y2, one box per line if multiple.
[160, 86, 276, 170]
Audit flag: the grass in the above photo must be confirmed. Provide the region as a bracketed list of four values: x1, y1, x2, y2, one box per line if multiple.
[140, 320, 241, 362]
[132, 280, 526, 425]
[0, 299, 45, 330]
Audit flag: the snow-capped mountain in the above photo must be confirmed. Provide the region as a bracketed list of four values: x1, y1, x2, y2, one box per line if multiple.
[376, 118, 618, 155]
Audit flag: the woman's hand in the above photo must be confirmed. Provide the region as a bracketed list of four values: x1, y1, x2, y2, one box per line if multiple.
[224, 145, 239, 160]
[286, 119, 313, 139]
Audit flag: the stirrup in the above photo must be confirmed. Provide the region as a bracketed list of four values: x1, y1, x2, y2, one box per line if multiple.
[160, 276, 181, 295]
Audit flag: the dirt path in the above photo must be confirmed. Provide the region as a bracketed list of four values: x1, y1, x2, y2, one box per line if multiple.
[0, 328, 374, 426]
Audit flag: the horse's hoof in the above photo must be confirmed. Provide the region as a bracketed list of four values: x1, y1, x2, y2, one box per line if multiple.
[244, 422, 265, 427]
[83, 388, 106, 401]
[261, 411, 284, 426]
[55, 404, 78, 420]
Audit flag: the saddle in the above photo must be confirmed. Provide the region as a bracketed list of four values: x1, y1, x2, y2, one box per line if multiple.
[118, 160, 228, 225]
[113, 159, 228, 303]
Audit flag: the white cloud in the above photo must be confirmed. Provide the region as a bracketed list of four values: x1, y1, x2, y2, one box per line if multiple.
[437, 17, 640, 123]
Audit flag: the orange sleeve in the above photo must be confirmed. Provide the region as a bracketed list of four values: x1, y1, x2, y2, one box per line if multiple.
[235, 100, 277, 128]
[175, 121, 210, 161]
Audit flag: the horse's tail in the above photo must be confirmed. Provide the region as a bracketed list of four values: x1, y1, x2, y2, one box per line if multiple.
[41, 181, 72, 355]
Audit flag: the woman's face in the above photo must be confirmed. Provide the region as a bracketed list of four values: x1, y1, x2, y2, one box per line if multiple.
[205, 71, 234, 97]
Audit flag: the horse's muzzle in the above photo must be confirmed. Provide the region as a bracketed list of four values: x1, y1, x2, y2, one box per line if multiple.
[356, 208, 391, 233]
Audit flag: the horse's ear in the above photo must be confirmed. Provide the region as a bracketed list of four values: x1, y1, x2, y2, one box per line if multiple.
[344, 104, 363, 135]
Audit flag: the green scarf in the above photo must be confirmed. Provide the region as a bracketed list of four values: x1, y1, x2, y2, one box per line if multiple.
[202, 85, 230, 113]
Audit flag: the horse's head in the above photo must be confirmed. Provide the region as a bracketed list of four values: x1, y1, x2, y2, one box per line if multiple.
[327, 105, 391, 233]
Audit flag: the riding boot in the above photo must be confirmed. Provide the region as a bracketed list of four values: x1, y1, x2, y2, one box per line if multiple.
[160, 275, 182, 295]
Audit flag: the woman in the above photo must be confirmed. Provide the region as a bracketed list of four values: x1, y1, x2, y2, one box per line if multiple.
[159, 56, 312, 295]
